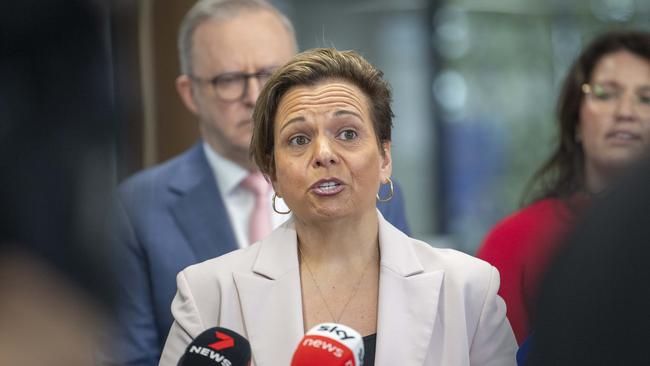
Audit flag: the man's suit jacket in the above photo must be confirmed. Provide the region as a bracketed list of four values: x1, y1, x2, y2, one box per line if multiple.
[159, 212, 517, 366]
[109, 143, 410, 366]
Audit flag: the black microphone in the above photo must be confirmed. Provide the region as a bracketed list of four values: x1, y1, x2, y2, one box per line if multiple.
[178, 327, 251, 366]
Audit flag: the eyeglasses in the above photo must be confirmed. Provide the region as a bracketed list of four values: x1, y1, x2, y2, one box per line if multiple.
[190, 67, 278, 101]
[582, 82, 650, 116]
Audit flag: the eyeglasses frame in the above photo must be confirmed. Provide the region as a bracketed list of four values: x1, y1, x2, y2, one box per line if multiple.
[189, 66, 279, 102]
[581, 82, 650, 114]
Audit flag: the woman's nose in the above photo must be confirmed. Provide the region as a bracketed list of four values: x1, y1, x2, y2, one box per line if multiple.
[614, 92, 637, 121]
[312, 136, 339, 168]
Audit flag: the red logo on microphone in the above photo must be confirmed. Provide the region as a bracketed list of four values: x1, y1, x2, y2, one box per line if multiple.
[208, 331, 234, 351]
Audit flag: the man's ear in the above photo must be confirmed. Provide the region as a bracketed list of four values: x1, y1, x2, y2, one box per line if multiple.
[176, 75, 199, 115]
[380, 141, 393, 182]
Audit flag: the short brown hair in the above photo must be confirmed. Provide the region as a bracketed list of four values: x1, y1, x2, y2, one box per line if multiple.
[251, 48, 394, 178]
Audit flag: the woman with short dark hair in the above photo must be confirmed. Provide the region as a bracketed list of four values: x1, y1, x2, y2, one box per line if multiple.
[160, 48, 516, 366]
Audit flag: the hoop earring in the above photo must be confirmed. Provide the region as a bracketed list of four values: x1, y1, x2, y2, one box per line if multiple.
[376, 177, 394, 202]
[272, 193, 291, 214]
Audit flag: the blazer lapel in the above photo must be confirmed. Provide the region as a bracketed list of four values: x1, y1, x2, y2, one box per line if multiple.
[233, 219, 304, 366]
[169, 144, 238, 261]
[375, 213, 444, 365]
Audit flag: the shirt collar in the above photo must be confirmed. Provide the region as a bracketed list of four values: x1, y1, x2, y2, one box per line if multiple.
[202, 142, 249, 195]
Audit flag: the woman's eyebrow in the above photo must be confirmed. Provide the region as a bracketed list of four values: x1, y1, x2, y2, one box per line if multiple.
[593, 80, 620, 87]
[279, 116, 306, 134]
[333, 110, 362, 120]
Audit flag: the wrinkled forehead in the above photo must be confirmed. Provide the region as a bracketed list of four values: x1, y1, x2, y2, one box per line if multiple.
[275, 79, 370, 122]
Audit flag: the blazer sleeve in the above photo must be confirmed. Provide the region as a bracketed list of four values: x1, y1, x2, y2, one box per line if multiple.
[469, 266, 517, 366]
[159, 270, 205, 366]
[376, 179, 411, 235]
[100, 196, 161, 366]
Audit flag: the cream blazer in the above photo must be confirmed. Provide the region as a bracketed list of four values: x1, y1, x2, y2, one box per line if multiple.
[159, 212, 516, 366]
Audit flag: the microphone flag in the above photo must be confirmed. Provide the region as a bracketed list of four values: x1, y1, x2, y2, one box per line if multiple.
[291, 323, 364, 366]
[178, 327, 251, 366]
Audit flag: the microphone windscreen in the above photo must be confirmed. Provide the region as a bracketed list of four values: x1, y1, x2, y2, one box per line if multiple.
[291, 323, 364, 366]
[178, 327, 251, 366]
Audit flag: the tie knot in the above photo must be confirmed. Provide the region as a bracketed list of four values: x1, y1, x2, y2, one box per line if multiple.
[241, 172, 270, 197]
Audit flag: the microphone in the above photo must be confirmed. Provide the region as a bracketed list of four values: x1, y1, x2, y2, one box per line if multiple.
[291, 323, 364, 366]
[178, 327, 251, 366]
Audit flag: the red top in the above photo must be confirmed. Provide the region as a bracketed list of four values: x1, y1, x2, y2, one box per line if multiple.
[477, 198, 582, 344]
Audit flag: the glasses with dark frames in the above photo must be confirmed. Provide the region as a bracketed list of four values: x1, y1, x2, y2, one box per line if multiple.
[190, 66, 279, 101]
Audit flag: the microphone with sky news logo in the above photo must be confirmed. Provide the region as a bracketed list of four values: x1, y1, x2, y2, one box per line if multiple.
[177, 327, 251, 366]
[291, 323, 364, 366]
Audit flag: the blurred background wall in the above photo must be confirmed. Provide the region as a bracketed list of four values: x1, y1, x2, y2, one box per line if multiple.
[125, 0, 650, 252]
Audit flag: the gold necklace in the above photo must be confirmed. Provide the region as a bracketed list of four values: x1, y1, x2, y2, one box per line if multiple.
[298, 243, 377, 323]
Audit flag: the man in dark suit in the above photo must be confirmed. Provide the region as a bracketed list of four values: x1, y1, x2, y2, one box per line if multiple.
[108, 1, 410, 365]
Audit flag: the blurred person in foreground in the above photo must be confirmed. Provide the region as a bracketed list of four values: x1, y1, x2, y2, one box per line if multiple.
[477, 30, 650, 344]
[110, 1, 410, 365]
[159, 48, 516, 366]
[0, 0, 115, 364]
[526, 158, 650, 365]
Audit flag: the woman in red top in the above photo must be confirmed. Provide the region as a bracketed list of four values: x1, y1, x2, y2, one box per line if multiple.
[477, 31, 650, 345]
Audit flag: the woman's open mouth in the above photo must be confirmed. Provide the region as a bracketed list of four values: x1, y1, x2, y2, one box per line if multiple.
[311, 179, 345, 196]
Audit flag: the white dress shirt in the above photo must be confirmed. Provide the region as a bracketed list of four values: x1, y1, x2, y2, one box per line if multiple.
[203, 143, 289, 248]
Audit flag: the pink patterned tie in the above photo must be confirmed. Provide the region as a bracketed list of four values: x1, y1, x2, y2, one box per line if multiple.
[240, 172, 272, 244]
